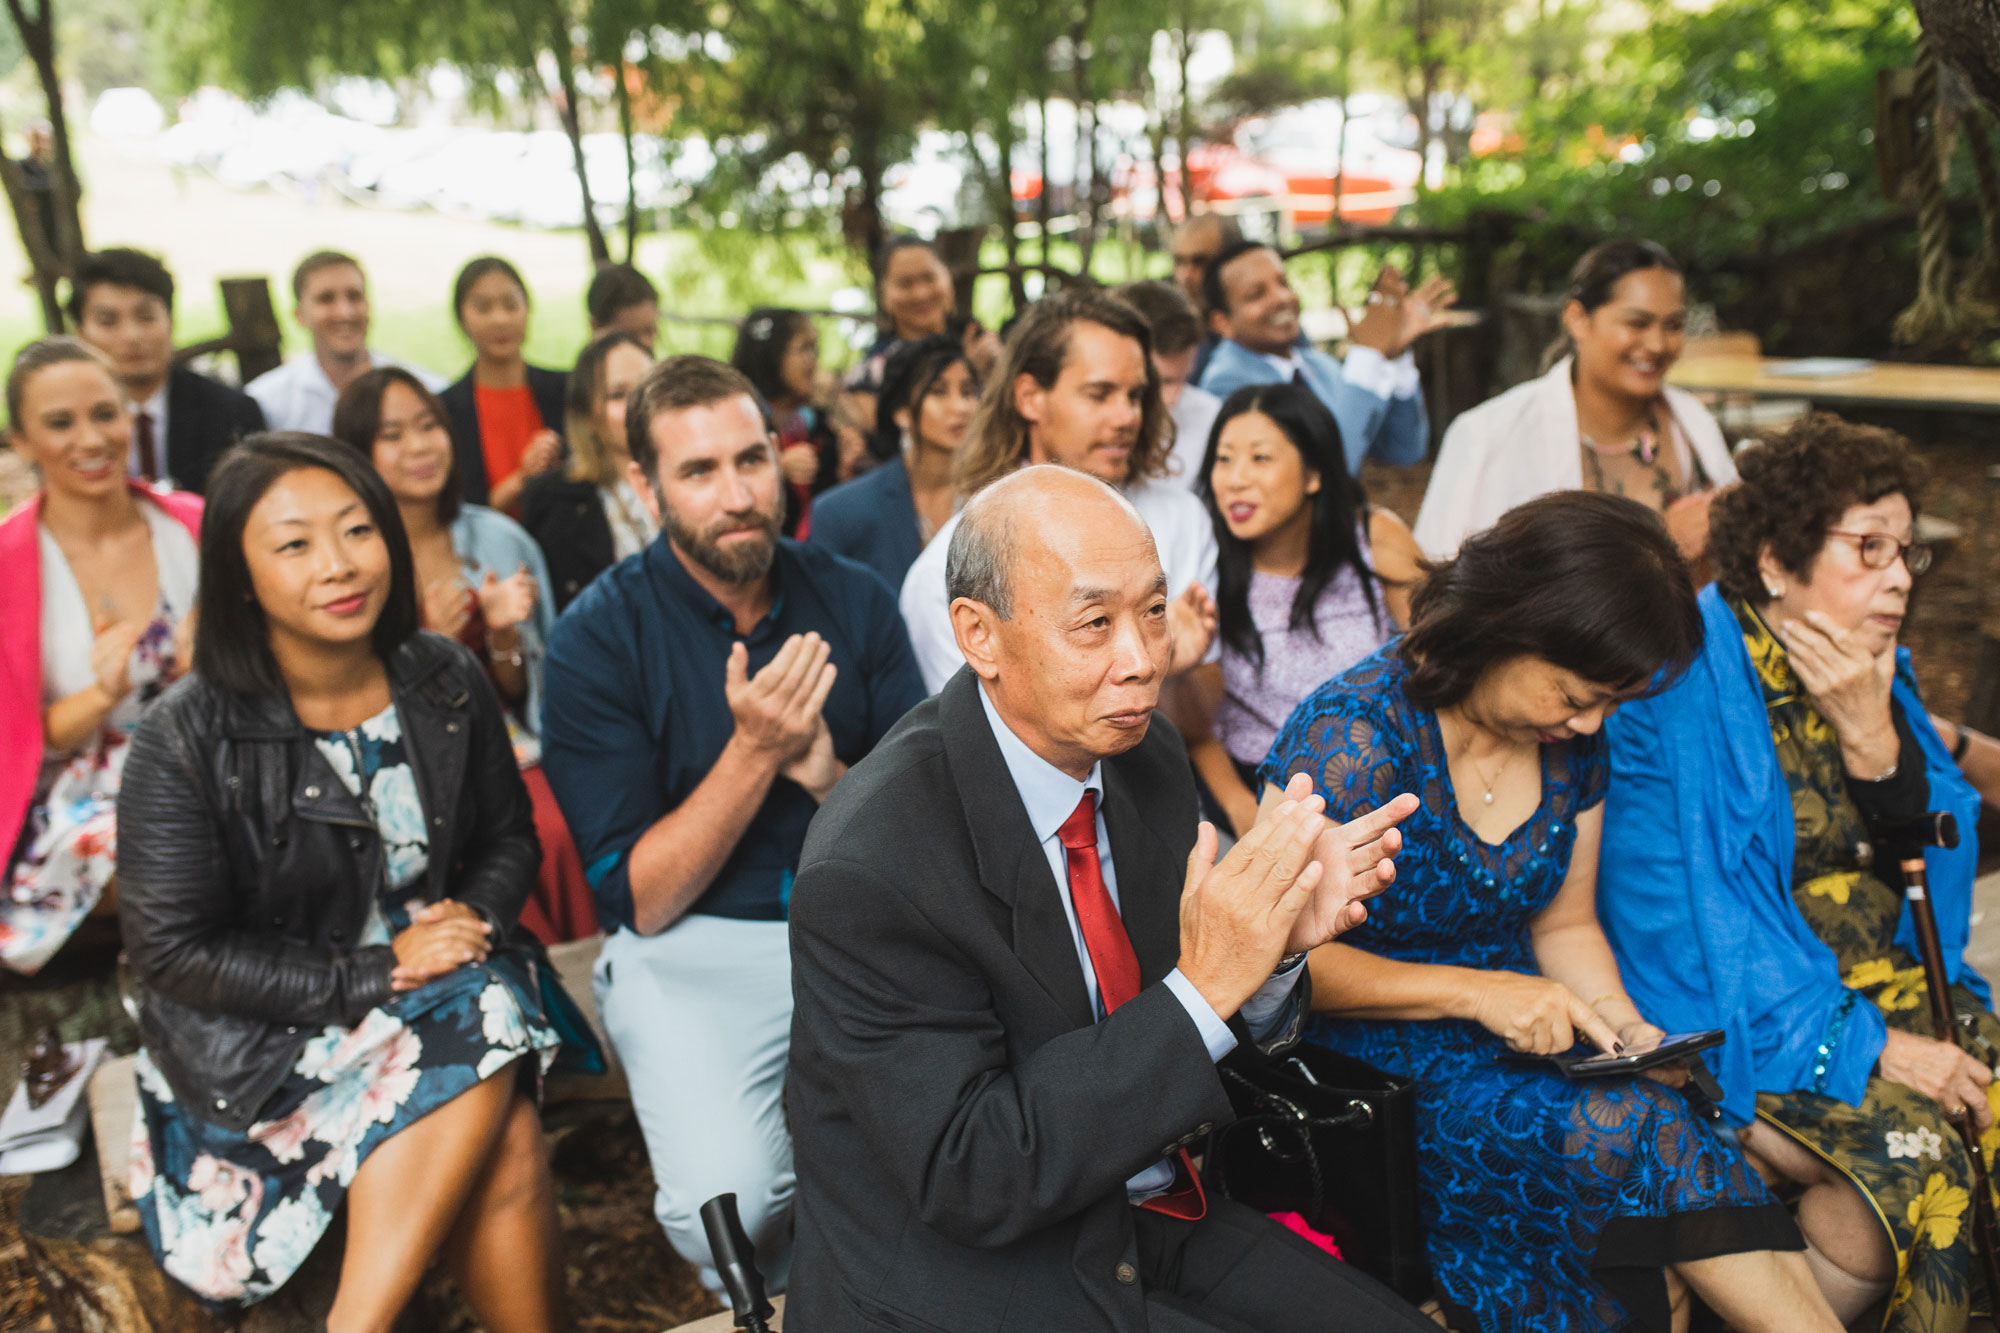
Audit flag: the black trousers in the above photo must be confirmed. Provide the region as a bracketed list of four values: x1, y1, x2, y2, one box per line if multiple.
[1137, 1198, 1436, 1333]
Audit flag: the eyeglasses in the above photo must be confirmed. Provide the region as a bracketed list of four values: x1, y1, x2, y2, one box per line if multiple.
[1825, 529, 1934, 575]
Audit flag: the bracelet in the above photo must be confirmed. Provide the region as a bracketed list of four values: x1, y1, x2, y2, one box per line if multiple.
[1587, 992, 1622, 1011]
[1954, 726, 1975, 763]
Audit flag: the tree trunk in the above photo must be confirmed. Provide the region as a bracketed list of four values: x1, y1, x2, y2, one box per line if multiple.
[1036, 93, 1054, 280]
[0, 151, 65, 330]
[4, 0, 85, 325]
[547, 3, 611, 268]
[614, 59, 640, 265]
[847, 114, 886, 265]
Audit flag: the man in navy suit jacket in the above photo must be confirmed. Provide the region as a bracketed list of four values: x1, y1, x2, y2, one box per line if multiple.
[1198, 241, 1452, 475]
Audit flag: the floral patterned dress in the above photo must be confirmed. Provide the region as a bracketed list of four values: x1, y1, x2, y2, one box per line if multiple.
[1263, 646, 1793, 1332]
[1734, 600, 2000, 1332]
[130, 703, 561, 1308]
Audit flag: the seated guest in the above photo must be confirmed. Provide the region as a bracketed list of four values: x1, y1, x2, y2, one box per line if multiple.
[1183, 382, 1422, 836]
[786, 464, 1435, 1332]
[70, 248, 265, 494]
[808, 333, 977, 591]
[586, 261, 659, 352]
[539, 356, 924, 1292]
[118, 433, 566, 1325]
[1115, 279, 1222, 492]
[521, 331, 658, 613]
[1265, 491, 1841, 1333]
[900, 288, 1218, 695]
[1599, 415, 1993, 1330]
[1414, 238, 1737, 563]
[246, 250, 446, 436]
[333, 368, 596, 945]
[1199, 242, 1452, 475]
[846, 235, 954, 397]
[1168, 212, 1243, 384]
[1, 338, 202, 977]
[440, 256, 568, 514]
[731, 308, 839, 537]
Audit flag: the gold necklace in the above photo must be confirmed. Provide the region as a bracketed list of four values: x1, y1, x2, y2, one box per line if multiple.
[1447, 714, 1521, 807]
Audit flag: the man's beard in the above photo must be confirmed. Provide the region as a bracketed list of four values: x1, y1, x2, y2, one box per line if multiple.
[660, 490, 782, 585]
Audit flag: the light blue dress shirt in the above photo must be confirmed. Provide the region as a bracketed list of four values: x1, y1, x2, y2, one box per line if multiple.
[977, 685, 1303, 1199]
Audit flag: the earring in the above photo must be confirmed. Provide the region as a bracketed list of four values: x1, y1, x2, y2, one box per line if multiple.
[900, 427, 914, 453]
[1764, 581, 1784, 598]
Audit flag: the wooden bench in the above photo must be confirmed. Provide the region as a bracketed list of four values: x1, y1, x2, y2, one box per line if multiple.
[84, 934, 621, 1234]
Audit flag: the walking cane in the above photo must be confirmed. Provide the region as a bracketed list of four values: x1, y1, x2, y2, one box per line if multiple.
[1882, 810, 2000, 1306]
[699, 1193, 777, 1333]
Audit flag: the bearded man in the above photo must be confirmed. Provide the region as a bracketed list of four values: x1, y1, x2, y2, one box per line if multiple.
[540, 354, 923, 1295]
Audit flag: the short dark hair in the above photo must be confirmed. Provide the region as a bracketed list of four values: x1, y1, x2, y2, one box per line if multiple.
[1397, 490, 1703, 710]
[68, 248, 174, 323]
[1710, 413, 1928, 605]
[452, 255, 528, 327]
[193, 433, 420, 697]
[626, 355, 768, 480]
[1201, 239, 1277, 319]
[873, 233, 942, 284]
[729, 307, 814, 407]
[1115, 280, 1204, 356]
[586, 262, 658, 329]
[1566, 238, 1681, 313]
[874, 332, 974, 452]
[292, 250, 363, 302]
[330, 367, 462, 524]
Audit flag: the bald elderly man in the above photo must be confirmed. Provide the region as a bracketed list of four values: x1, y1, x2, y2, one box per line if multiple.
[786, 466, 1430, 1331]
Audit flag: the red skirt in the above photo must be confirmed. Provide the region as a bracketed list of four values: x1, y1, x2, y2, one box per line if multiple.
[518, 764, 599, 945]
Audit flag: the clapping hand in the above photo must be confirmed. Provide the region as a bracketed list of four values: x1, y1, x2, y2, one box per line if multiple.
[521, 429, 563, 478]
[726, 632, 838, 766]
[423, 577, 473, 640]
[1348, 266, 1459, 359]
[1287, 777, 1420, 953]
[88, 618, 147, 702]
[390, 899, 492, 991]
[1166, 582, 1218, 673]
[781, 441, 822, 487]
[476, 563, 540, 633]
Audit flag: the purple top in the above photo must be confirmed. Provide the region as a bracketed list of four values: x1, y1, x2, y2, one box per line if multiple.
[1217, 545, 1389, 768]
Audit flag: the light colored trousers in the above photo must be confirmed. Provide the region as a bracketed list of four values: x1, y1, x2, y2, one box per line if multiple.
[595, 914, 795, 1293]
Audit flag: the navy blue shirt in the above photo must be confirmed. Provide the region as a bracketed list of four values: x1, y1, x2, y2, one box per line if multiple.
[807, 456, 924, 593]
[540, 536, 924, 930]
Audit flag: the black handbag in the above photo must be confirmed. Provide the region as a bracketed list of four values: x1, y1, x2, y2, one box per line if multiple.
[1202, 1042, 1432, 1304]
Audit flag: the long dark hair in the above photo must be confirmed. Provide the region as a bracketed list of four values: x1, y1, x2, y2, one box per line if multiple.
[1543, 238, 1682, 371]
[1397, 490, 1702, 709]
[729, 307, 813, 411]
[330, 366, 462, 524]
[1197, 382, 1377, 669]
[193, 433, 419, 697]
[452, 255, 529, 328]
[874, 333, 974, 455]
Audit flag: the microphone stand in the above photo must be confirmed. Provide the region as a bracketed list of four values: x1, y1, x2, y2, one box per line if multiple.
[1883, 811, 2000, 1308]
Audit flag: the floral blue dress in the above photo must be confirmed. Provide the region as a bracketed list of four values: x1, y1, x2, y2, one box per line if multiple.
[130, 703, 561, 1308]
[1262, 647, 1793, 1332]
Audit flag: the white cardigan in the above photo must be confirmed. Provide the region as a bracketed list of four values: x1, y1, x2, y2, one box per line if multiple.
[1412, 357, 1737, 559]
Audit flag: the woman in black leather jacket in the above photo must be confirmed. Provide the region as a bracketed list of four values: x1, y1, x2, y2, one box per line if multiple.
[117, 433, 566, 1330]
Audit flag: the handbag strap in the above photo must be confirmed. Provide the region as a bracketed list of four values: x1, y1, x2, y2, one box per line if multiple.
[1207, 1061, 1376, 1217]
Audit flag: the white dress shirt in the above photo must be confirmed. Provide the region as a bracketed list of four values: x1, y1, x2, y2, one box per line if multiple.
[977, 683, 1303, 1200]
[245, 349, 447, 436]
[127, 383, 168, 483]
[1260, 344, 1419, 402]
[1165, 384, 1223, 493]
[900, 472, 1220, 695]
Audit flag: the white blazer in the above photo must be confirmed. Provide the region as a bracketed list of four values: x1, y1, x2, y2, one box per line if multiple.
[1412, 357, 1737, 559]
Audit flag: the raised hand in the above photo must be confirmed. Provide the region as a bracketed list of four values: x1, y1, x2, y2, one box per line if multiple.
[476, 562, 540, 633]
[88, 619, 148, 702]
[1288, 782, 1421, 952]
[1468, 971, 1623, 1056]
[1177, 781, 1331, 1018]
[781, 441, 822, 487]
[1166, 582, 1218, 674]
[726, 632, 837, 766]
[521, 429, 564, 478]
[423, 577, 473, 640]
[389, 899, 493, 991]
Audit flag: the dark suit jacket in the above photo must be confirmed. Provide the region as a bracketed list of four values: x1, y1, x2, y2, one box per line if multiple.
[805, 455, 923, 594]
[439, 364, 568, 506]
[165, 364, 265, 494]
[518, 472, 615, 614]
[786, 668, 1308, 1332]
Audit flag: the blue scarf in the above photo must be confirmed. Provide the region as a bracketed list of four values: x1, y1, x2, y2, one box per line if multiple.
[1598, 585, 1984, 1124]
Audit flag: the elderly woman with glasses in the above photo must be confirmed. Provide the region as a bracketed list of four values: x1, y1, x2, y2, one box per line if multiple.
[1597, 413, 1995, 1332]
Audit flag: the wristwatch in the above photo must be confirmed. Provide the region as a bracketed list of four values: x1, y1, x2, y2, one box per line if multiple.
[1273, 951, 1309, 976]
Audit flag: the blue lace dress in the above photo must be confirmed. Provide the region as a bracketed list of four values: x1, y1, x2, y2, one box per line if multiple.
[1262, 647, 1794, 1332]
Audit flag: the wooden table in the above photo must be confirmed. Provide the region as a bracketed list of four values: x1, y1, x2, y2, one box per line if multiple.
[1669, 355, 2000, 414]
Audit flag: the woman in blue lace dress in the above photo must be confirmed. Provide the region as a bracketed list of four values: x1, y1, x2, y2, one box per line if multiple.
[1263, 492, 1840, 1333]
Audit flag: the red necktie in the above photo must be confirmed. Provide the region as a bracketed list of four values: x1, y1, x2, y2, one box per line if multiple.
[134, 411, 161, 484]
[1057, 793, 1206, 1220]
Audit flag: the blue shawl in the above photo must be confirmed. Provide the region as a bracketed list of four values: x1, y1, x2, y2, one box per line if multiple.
[1599, 585, 1984, 1124]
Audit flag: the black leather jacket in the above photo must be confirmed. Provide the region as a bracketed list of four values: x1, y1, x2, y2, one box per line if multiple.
[116, 632, 538, 1131]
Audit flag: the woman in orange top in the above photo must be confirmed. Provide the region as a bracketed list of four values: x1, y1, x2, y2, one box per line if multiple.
[439, 256, 569, 515]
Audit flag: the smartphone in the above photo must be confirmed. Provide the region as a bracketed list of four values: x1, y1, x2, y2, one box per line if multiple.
[1560, 1030, 1724, 1077]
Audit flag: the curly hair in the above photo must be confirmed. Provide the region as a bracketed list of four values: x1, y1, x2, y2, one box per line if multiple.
[1709, 413, 1927, 604]
[1398, 491, 1702, 710]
